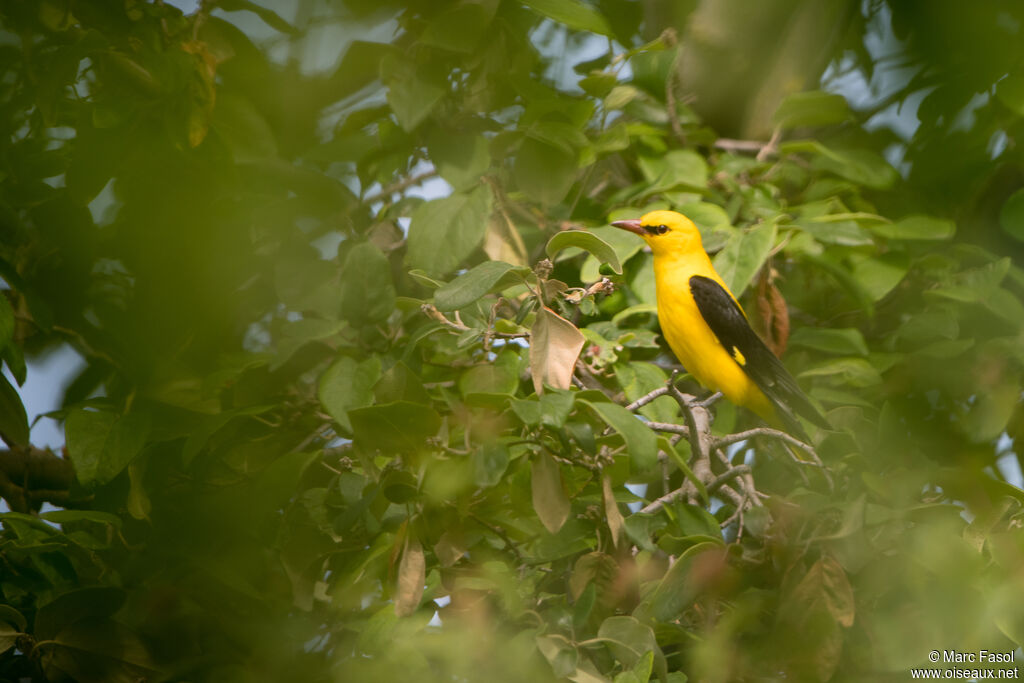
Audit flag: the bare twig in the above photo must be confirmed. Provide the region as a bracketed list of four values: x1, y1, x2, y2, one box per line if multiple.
[625, 385, 670, 412]
[713, 427, 821, 463]
[362, 169, 440, 205]
[645, 421, 690, 437]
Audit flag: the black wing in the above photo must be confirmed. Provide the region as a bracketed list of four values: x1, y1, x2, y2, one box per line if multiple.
[689, 275, 829, 438]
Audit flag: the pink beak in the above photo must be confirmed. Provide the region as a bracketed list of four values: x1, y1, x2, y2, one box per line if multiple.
[611, 219, 644, 236]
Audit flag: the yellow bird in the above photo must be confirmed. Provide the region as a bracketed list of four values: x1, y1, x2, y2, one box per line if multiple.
[612, 209, 828, 441]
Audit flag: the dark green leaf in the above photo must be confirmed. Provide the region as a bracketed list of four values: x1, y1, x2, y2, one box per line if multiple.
[0, 373, 29, 448]
[0, 294, 13, 351]
[420, 0, 498, 53]
[65, 408, 150, 487]
[349, 401, 441, 453]
[34, 587, 127, 640]
[999, 189, 1024, 242]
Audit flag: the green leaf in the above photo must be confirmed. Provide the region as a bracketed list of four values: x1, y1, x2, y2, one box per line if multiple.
[473, 442, 509, 488]
[459, 351, 520, 396]
[999, 188, 1024, 242]
[349, 401, 441, 453]
[530, 306, 585, 393]
[427, 126, 491, 191]
[713, 221, 776, 294]
[509, 390, 575, 428]
[788, 327, 869, 356]
[341, 242, 396, 323]
[800, 358, 883, 388]
[996, 74, 1024, 116]
[581, 399, 657, 471]
[616, 362, 677, 424]
[407, 185, 494, 276]
[42, 617, 158, 683]
[0, 294, 13, 352]
[636, 542, 722, 622]
[381, 55, 447, 131]
[34, 587, 127, 641]
[537, 634, 579, 678]
[514, 136, 577, 206]
[596, 616, 659, 669]
[773, 90, 853, 129]
[419, 0, 498, 53]
[0, 605, 26, 632]
[532, 452, 570, 534]
[872, 214, 956, 241]
[848, 252, 909, 301]
[519, 0, 612, 35]
[928, 258, 1010, 303]
[782, 140, 898, 190]
[0, 373, 29, 448]
[580, 223, 647, 281]
[217, 0, 299, 34]
[638, 150, 708, 195]
[435, 261, 529, 310]
[615, 650, 654, 683]
[546, 230, 622, 274]
[318, 356, 381, 432]
[65, 408, 150, 487]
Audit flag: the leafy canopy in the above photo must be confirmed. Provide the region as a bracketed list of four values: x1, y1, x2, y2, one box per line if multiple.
[1, 1, 1023, 682]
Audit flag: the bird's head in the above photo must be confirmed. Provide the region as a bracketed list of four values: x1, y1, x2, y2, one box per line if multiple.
[611, 210, 703, 257]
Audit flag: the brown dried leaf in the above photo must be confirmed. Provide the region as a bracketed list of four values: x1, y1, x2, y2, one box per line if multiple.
[755, 267, 790, 357]
[531, 453, 570, 534]
[529, 306, 585, 394]
[395, 536, 425, 617]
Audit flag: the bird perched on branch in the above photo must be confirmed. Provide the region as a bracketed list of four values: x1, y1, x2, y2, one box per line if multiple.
[612, 209, 829, 441]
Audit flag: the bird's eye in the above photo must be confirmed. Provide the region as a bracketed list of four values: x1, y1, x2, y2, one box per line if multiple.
[656, 224, 669, 235]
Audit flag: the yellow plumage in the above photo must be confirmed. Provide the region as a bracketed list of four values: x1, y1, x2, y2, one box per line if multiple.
[612, 210, 827, 438]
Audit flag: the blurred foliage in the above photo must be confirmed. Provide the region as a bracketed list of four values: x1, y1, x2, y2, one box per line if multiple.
[1, 0, 1023, 682]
